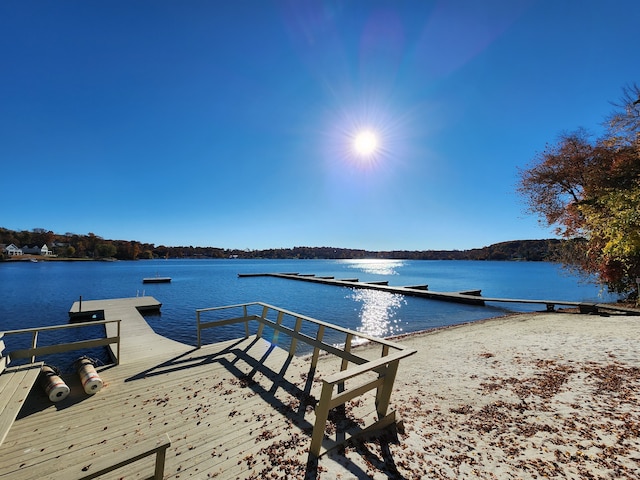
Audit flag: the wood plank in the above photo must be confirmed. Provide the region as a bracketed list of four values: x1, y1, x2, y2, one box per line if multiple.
[0, 363, 43, 447]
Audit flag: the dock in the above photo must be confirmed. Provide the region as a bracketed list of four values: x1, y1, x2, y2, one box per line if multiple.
[239, 272, 487, 305]
[69, 296, 189, 363]
[143, 277, 171, 284]
[1, 297, 413, 479]
[239, 272, 640, 315]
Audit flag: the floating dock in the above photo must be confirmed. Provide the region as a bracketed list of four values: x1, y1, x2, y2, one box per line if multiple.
[239, 272, 640, 314]
[143, 276, 171, 283]
[239, 272, 486, 305]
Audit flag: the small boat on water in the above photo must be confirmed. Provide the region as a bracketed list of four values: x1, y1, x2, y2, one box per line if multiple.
[142, 276, 171, 284]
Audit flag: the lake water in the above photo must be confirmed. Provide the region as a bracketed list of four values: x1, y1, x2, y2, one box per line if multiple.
[0, 259, 616, 368]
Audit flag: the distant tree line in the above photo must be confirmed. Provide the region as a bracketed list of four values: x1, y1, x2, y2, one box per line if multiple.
[0, 227, 562, 262]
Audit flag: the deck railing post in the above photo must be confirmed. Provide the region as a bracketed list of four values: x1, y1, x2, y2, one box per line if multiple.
[341, 333, 353, 371]
[310, 381, 334, 457]
[375, 360, 399, 419]
[311, 325, 325, 369]
[256, 305, 269, 338]
[288, 317, 303, 356]
[30, 331, 38, 364]
[116, 320, 121, 365]
[196, 310, 201, 348]
[339, 333, 353, 393]
[243, 305, 250, 338]
[272, 311, 284, 344]
[153, 441, 169, 480]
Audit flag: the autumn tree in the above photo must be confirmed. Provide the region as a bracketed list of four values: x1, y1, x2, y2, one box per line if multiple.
[518, 84, 640, 299]
[95, 243, 117, 258]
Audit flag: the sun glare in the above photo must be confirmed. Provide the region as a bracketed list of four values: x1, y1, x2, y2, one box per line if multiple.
[353, 130, 379, 157]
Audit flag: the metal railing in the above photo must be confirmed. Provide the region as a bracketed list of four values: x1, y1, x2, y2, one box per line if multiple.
[3, 319, 121, 365]
[196, 302, 416, 457]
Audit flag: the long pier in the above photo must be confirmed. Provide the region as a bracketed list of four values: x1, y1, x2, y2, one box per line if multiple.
[239, 272, 640, 315]
[239, 272, 485, 305]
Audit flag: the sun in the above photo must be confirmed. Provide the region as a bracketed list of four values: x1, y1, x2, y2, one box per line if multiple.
[353, 130, 379, 157]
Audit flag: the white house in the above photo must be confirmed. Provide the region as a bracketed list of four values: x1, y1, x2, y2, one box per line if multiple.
[2, 244, 23, 256]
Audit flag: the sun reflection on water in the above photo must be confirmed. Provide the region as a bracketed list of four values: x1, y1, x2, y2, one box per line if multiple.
[344, 259, 406, 276]
[349, 289, 406, 341]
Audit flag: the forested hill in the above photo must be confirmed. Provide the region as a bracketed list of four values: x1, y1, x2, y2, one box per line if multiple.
[0, 228, 561, 261]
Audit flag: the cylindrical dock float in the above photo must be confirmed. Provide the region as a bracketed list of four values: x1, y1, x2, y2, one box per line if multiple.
[75, 357, 103, 394]
[40, 365, 70, 402]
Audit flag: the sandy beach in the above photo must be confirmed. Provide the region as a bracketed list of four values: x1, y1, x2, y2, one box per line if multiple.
[315, 311, 640, 479]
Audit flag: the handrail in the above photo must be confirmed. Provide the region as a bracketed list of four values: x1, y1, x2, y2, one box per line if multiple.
[3, 319, 122, 365]
[197, 301, 409, 351]
[196, 302, 416, 457]
[39, 434, 171, 480]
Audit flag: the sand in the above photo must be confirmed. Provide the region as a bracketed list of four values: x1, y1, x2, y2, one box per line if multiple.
[316, 311, 640, 479]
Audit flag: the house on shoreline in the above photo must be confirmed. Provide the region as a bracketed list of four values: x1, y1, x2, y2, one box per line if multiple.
[1, 243, 54, 257]
[1, 244, 23, 256]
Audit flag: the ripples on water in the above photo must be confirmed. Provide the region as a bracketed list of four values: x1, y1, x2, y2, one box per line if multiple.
[0, 258, 617, 369]
[349, 289, 406, 340]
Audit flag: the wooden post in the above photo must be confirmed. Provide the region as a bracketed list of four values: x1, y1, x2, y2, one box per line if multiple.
[310, 381, 334, 457]
[311, 325, 325, 369]
[242, 305, 250, 338]
[256, 305, 269, 338]
[375, 360, 399, 419]
[30, 331, 38, 364]
[339, 333, 353, 393]
[196, 311, 201, 348]
[115, 320, 121, 365]
[272, 311, 284, 344]
[289, 317, 302, 356]
[153, 436, 169, 480]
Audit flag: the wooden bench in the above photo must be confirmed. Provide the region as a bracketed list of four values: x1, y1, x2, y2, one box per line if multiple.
[0, 333, 44, 447]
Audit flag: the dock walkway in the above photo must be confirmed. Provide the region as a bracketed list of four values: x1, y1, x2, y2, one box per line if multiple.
[240, 272, 640, 314]
[69, 296, 191, 363]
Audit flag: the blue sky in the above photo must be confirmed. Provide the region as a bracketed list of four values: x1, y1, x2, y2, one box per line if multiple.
[1, 1, 638, 251]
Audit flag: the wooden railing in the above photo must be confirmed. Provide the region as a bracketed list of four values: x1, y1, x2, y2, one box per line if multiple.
[3, 319, 121, 366]
[39, 434, 171, 480]
[196, 302, 416, 457]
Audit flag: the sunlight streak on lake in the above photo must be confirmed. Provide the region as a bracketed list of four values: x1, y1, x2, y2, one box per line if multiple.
[350, 289, 406, 340]
[344, 258, 405, 275]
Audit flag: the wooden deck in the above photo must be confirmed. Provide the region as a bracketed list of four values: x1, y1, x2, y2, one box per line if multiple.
[0, 297, 392, 479]
[1, 334, 385, 479]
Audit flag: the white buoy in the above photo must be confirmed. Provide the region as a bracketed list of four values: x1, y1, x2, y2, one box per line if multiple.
[40, 365, 70, 402]
[75, 357, 103, 394]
